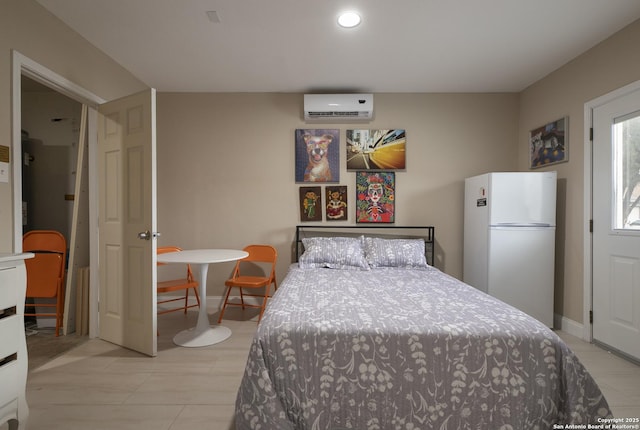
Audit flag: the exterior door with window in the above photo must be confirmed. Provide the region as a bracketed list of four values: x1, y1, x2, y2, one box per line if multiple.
[592, 83, 640, 361]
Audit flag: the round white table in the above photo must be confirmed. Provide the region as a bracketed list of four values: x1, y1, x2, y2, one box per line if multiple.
[157, 249, 248, 347]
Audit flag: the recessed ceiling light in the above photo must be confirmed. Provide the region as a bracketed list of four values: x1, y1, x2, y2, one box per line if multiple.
[338, 11, 361, 28]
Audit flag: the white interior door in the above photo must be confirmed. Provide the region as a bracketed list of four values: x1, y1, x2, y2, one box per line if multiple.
[98, 89, 157, 357]
[592, 84, 640, 361]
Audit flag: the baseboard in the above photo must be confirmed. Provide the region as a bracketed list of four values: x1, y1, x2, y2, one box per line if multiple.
[554, 313, 584, 339]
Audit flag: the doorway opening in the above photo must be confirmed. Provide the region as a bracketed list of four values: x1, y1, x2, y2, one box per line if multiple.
[13, 51, 159, 357]
[21, 76, 88, 341]
[12, 51, 105, 343]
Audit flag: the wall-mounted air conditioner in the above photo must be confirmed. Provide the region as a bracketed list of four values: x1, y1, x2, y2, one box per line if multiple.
[304, 94, 374, 122]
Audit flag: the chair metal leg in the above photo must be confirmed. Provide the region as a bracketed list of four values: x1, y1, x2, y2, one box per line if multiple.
[183, 290, 190, 314]
[218, 285, 233, 324]
[239, 288, 246, 310]
[257, 283, 273, 322]
[192, 288, 201, 313]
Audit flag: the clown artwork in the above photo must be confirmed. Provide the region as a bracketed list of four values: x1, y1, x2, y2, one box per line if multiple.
[326, 186, 348, 221]
[299, 186, 322, 222]
[356, 172, 395, 223]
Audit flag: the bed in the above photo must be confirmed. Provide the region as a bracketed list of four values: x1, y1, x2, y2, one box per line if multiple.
[235, 226, 611, 430]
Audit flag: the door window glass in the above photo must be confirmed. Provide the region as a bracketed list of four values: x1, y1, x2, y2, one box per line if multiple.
[614, 111, 640, 230]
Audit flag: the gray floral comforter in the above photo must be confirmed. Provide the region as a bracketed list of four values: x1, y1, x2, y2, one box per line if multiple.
[235, 265, 611, 430]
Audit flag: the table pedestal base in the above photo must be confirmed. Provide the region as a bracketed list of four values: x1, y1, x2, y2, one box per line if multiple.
[173, 325, 232, 347]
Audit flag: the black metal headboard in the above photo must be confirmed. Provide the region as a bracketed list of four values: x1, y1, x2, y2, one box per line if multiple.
[295, 225, 435, 266]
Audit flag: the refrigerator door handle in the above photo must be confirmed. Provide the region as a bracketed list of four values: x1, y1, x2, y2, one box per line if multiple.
[490, 222, 553, 228]
[489, 223, 556, 230]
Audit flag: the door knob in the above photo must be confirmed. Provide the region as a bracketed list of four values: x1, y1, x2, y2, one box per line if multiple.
[138, 231, 161, 240]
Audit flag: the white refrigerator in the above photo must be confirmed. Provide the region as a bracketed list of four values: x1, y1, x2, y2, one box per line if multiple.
[463, 171, 557, 327]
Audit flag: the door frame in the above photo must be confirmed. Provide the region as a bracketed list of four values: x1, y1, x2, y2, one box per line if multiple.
[583, 78, 640, 342]
[11, 50, 105, 337]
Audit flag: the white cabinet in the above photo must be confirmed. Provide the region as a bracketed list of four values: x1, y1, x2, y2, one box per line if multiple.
[0, 253, 33, 430]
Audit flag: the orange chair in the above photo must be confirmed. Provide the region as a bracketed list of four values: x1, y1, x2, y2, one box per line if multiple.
[157, 246, 200, 315]
[218, 245, 277, 323]
[23, 230, 67, 337]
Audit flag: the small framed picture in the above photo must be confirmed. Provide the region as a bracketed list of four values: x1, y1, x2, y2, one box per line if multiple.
[299, 186, 322, 222]
[530, 117, 568, 169]
[355, 172, 395, 223]
[326, 186, 348, 221]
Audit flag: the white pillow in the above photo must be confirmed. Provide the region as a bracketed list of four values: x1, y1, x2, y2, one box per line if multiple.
[299, 236, 370, 270]
[364, 237, 428, 268]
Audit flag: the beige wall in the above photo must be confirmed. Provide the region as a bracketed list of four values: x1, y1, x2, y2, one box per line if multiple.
[157, 92, 519, 295]
[518, 19, 640, 323]
[5, 0, 640, 324]
[0, 0, 146, 251]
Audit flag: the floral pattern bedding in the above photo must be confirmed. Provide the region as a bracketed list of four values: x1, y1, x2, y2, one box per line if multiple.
[235, 265, 611, 430]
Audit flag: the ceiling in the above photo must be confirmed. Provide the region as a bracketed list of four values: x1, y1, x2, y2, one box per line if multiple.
[36, 0, 640, 93]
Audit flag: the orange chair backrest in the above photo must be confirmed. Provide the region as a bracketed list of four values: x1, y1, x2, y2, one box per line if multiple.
[235, 245, 277, 279]
[23, 230, 66, 254]
[157, 246, 182, 266]
[242, 245, 277, 264]
[23, 230, 67, 298]
[157, 246, 194, 280]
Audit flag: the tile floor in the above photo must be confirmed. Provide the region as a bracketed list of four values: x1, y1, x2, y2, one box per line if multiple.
[557, 331, 640, 420]
[7, 306, 640, 430]
[19, 304, 258, 430]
